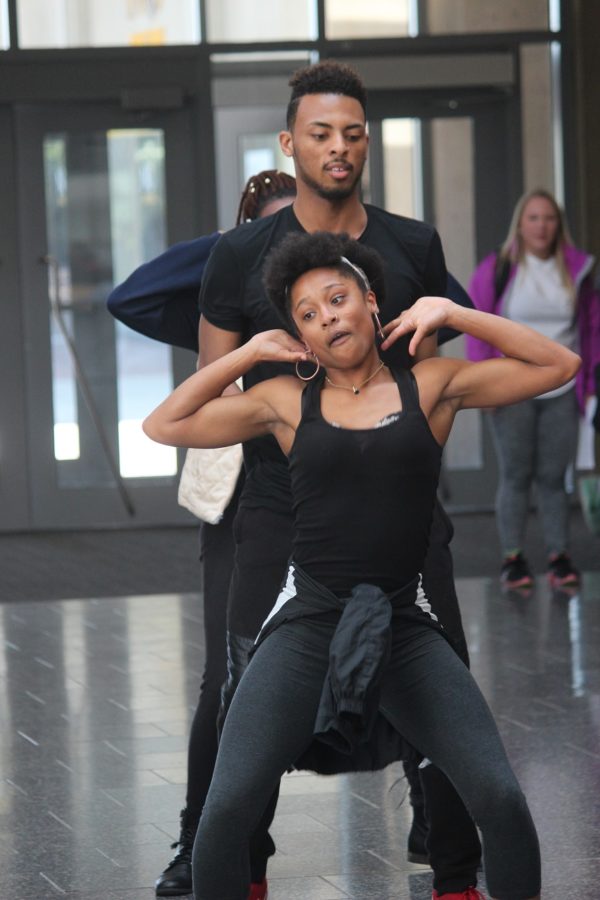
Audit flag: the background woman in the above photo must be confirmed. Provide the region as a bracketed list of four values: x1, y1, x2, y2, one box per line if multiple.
[467, 188, 600, 590]
[144, 231, 580, 900]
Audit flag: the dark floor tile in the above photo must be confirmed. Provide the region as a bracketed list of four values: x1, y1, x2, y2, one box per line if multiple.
[0, 573, 598, 897]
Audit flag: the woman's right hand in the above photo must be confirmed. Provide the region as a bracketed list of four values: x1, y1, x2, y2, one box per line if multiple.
[248, 329, 309, 364]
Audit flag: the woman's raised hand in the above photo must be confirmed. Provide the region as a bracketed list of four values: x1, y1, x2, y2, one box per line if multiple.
[380, 297, 452, 356]
[249, 329, 310, 364]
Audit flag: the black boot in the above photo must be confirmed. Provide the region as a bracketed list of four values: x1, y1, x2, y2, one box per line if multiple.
[407, 799, 429, 864]
[155, 808, 196, 897]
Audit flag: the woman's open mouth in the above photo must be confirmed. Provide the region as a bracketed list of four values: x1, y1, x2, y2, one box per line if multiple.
[329, 331, 350, 347]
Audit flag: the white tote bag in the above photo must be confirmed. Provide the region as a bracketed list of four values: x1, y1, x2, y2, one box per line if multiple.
[178, 443, 243, 524]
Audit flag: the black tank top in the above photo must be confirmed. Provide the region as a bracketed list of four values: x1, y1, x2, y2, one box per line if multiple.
[288, 367, 442, 596]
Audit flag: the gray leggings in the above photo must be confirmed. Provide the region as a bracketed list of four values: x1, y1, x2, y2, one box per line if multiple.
[193, 617, 540, 900]
[489, 388, 579, 555]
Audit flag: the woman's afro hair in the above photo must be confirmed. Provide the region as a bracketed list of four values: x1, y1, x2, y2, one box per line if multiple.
[263, 231, 385, 326]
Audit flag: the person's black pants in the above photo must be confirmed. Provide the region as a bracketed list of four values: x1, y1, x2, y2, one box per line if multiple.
[184, 478, 242, 829]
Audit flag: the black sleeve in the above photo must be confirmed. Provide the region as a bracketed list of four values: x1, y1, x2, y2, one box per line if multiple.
[423, 229, 475, 346]
[438, 271, 475, 346]
[423, 228, 447, 297]
[198, 233, 244, 333]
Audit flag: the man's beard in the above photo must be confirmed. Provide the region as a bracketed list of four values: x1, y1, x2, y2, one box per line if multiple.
[294, 157, 365, 202]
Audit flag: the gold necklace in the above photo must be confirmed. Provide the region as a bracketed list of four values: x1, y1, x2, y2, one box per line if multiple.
[325, 361, 385, 395]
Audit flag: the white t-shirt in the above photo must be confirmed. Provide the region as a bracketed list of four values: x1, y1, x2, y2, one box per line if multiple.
[504, 253, 577, 399]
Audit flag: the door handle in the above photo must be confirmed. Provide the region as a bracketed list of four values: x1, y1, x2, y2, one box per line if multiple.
[42, 254, 135, 517]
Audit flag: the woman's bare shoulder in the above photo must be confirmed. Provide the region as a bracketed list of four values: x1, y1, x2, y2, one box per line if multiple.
[254, 374, 304, 399]
[250, 374, 304, 423]
[411, 356, 466, 408]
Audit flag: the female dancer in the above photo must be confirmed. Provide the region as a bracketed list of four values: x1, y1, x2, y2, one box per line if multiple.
[144, 231, 579, 900]
[467, 188, 600, 590]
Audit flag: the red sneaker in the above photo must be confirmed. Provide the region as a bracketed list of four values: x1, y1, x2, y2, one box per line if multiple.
[432, 889, 486, 900]
[248, 879, 268, 900]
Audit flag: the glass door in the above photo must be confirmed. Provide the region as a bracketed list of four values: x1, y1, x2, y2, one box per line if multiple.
[366, 92, 521, 510]
[16, 103, 199, 528]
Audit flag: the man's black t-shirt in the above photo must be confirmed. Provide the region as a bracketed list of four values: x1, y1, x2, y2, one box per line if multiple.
[199, 203, 447, 514]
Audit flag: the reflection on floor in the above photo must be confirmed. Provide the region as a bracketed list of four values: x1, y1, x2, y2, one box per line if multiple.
[0, 574, 599, 900]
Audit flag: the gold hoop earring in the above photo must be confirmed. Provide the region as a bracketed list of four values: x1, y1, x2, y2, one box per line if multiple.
[373, 312, 385, 341]
[295, 353, 320, 382]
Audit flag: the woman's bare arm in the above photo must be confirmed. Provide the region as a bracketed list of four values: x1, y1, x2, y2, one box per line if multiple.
[383, 297, 581, 411]
[143, 330, 307, 449]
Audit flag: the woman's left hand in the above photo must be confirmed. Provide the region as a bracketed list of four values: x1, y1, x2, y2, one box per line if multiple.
[381, 297, 453, 356]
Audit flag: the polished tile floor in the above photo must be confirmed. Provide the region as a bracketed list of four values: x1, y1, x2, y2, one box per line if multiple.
[1, 573, 599, 899]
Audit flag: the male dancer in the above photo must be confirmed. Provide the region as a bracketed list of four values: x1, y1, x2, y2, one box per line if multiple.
[198, 60, 482, 900]
[108, 168, 474, 898]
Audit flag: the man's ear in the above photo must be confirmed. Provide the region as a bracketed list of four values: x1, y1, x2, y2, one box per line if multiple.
[279, 130, 293, 158]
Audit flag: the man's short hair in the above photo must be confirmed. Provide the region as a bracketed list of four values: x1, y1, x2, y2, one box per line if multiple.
[286, 60, 367, 129]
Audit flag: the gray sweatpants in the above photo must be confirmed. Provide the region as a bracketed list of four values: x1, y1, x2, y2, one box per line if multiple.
[193, 616, 540, 900]
[489, 388, 579, 555]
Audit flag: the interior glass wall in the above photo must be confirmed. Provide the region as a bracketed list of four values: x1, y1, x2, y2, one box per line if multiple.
[417, 0, 550, 33]
[13, 0, 556, 46]
[325, 0, 413, 39]
[205, 0, 317, 43]
[17, 0, 200, 48]
[325, 0, 552, 39]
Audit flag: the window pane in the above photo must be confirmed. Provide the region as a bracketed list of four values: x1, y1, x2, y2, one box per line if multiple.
[381, 119, 422, 220]
[205, 0, 316, 43]
[0, 0, 9, 49]
[43, 129, 176, 485]
[107, 129, 177, 479]
[18, 0, 200, 48]
[428, 117, 481, 473]
[520, 43, 555, 195]
[326, 0, 412, 40]
[418, 0, 549, 34]
[239, 134, 294, 186]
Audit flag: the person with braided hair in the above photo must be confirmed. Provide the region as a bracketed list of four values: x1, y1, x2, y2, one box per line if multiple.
[106, 170, 296, 899]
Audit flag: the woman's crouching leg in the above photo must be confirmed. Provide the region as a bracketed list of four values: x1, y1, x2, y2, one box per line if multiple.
[381, 624, 540, 900]
[192, 623, 330, 899]
[471, 774, 540, 900]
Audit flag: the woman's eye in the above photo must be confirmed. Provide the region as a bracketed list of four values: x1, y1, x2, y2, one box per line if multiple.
[303, 311, 315, 321]
[331, 295, 344, 305]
